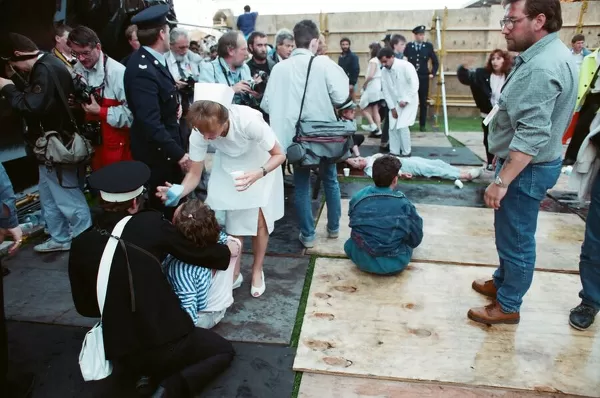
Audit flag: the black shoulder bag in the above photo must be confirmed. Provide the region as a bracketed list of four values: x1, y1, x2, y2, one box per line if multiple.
[286, 56, 356, 168]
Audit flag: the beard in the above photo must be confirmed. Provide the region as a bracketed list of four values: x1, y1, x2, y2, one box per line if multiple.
[173, 52, 186, 62]
[253, 52, 267, 61]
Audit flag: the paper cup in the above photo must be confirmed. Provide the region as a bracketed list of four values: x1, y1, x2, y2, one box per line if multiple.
[343, 168, 350, 177]
[230, 170, 244, 180]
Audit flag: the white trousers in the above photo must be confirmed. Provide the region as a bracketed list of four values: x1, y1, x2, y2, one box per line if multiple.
[389, 127, 411, 156]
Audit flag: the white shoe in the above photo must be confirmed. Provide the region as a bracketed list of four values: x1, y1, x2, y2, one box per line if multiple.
[232, 273, 243, 290]
[468, 167, 483, 180]
[34, 239, 70, 253]
[454, 180, 464, 189]
[251, 271, 265, 298]
[361, 123, 377, 132]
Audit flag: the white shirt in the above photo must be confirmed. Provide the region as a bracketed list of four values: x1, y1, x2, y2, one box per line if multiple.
[165, 51, 201, 81]
[260, 48, 349, 151]
[73, 52, 132, 128]
[489, 73, 505, 107]
[572, 51, 585, 70]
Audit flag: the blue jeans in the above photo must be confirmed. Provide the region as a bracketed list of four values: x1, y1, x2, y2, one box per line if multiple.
[293, 163, 341, 243]
[493, 157, 561, 313]
[579, 170, 600, 310]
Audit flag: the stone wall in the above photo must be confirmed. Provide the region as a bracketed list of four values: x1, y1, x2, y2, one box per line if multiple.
[252, 3, 600, 117]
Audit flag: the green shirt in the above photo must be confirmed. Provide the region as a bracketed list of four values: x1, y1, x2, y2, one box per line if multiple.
[489, 32, 578, 163]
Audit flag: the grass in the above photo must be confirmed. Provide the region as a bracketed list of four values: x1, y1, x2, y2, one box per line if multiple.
[438, 116, 483, 133]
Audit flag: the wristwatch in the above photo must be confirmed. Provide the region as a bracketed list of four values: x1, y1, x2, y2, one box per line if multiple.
[261, 166, 268, 177]
[494, 175, 507, 188]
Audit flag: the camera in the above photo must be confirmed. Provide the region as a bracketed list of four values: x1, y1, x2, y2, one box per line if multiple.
[81, 121, 102, 146]
[72, 75, 95, 105]
[251, 70, 268, 95]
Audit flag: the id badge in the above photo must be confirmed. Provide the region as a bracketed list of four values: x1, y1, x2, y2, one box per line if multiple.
[483, 104, 499, 127]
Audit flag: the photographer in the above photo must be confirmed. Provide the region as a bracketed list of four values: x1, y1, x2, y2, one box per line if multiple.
[68, 26, 133, 170]
[0, 33, 91, 253]
[246, 31, 273, 122]
[198, 31, 259, 106]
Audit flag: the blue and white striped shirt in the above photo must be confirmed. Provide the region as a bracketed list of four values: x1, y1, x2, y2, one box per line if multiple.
[163, 231, 228, 325]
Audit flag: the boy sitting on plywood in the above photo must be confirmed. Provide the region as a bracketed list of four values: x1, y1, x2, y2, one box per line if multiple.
[344, 155, 423, 275]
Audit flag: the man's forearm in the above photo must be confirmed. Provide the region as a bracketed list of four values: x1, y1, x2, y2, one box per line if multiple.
[498, 150, 533, 185]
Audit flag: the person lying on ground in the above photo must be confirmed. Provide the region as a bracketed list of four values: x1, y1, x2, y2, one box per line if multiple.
[346, 153, 483, 187]
[345, 155, 423, 275]
[163, 199, 242, 329]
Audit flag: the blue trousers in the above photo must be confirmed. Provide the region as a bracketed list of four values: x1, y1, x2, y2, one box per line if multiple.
[579, 170, 600, 309]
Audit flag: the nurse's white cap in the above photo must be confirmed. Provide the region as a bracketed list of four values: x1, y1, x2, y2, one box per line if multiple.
[193, 83, 234, 108]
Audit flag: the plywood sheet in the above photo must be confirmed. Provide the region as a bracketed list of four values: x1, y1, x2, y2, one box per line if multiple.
[306, 202, 585, 273]
[294, 259, 600, 397]
[298, 373, 581, 398]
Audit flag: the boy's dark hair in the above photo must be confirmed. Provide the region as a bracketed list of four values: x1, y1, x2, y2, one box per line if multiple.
[372, 155, 401, 187]
[390, 34, 406, 48]
[244, 5, 251, 12]
[340, 37, 351, 45]
[377, 47, 395, 60]
[190, 40, 199, 46]
[174, 199, 220, 248]
[293, 20, 319, 49]
[68, 26, 101, 48]
[571, 34, 584, 44]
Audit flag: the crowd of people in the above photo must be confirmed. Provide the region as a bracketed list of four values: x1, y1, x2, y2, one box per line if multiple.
[0, 0, 599, 396]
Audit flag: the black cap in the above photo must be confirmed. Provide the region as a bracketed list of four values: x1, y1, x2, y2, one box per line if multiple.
[89, 161, 150, 203]
[338, 97, 357, 111]
[131, 4, 175, 30]
[412, 25, 426, 34]
[0, 33, 39, 61]
[382, 34, 392, 42]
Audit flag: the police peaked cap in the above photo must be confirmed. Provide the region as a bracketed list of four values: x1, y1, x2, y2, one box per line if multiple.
[412, 25, 426, 34]
[89, 161, 151, 203]
[131, 4, 176, 30]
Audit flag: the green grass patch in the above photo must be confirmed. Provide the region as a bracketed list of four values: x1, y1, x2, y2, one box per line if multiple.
[447, 135, 466, 148]
[291, 372, 303, 398]
[291, 255, 317, 347]
[443, 116, 483, 132]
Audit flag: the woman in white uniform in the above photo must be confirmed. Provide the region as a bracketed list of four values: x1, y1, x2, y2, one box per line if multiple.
[157, 83, 286, 298]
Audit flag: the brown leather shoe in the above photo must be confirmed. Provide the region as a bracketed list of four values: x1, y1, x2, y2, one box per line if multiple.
[472, 278, 497, 298]
[468, 302, 520, 325]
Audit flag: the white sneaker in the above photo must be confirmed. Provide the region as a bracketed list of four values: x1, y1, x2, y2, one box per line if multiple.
[454, 180, 464, 189]
[468, 167, 483, 180]
[361, 123, 377, 132]
[34, 239, 71, 253]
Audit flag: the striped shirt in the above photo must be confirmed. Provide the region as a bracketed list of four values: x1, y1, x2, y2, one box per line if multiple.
[163, 231, 228, 325]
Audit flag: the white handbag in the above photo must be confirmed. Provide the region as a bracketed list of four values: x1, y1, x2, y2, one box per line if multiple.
[79, 216, 132, 381]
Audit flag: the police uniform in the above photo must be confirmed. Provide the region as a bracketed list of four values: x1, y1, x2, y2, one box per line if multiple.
[124, 5, 185, 219]
[68, 160, 234, 396]
[403, 25, 439, 131]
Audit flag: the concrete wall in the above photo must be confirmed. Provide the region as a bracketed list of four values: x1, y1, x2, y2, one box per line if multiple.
[252, 3, 600, 117]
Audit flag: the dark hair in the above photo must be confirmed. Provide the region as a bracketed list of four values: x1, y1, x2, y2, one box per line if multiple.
[293, 19, 319, 49]
[377, 47, 395, 60]
[99, 194, 144, 213]
[244, 5, 251, 12]
[248, 31, 267, 48]
[190, 40, 199, 46]
[390, 34, 406, 48]
[369, 42, 381, 58]
[571, 34, 584, 44]
[485, 49, 513, 75]
[218, 31, 242, 58]
[174, 199, 221, 248]
[372, 155, 401, 187]
[502, 0, 562, 33]
[137, 25, 165, 47]
[210, 45, 217, 53]
[124, 24, 138, 41]
[67, 26, 100, 48]
[54, 23, 72, 41]
[340, 37, 351, 45]
[2, 33, 39, 57]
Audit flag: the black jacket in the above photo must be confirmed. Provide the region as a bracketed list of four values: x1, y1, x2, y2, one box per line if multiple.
[124, 47, 185, 166]
[68, 209, 231, 360]
[0, 53, 76, 148]
[404, 41, 439, 77]
[338, 51, 360, 85]
[457, 66, 493, 114]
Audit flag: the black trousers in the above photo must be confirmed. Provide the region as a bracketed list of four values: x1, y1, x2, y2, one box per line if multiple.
[418, 74, 430, 128]
[119, 328, 234, 397]
[565, 93, 600, 162]
[147, 161, 184, 221]
[481, 120, 495, 165]
[379, 104, 389, 145]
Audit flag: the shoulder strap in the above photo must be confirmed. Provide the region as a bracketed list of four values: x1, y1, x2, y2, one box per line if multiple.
[96, 215, 132, 316]
[38, 55, 81, 134]
[296, 56, 316, 127]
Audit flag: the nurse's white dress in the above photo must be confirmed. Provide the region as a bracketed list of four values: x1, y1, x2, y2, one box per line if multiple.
[189, 105, 284, 236]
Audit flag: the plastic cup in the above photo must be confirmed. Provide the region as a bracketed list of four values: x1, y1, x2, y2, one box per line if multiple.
[230, 170, 244, 180]
[343, 168, 350, 177]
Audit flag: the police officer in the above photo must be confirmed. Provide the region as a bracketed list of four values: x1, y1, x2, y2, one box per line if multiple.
[404, 25, 439, 132]
[68, 160, 234, 397]
[124, 4, 189, 219]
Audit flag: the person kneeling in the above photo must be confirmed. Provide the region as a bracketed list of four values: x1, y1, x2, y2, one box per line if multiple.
[344, 155, 423, 275]
[163, 199, 242, 329]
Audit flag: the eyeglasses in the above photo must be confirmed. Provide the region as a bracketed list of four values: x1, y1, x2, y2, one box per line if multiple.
[499, 15, 529, 30]
[71, 49, 94, 59]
